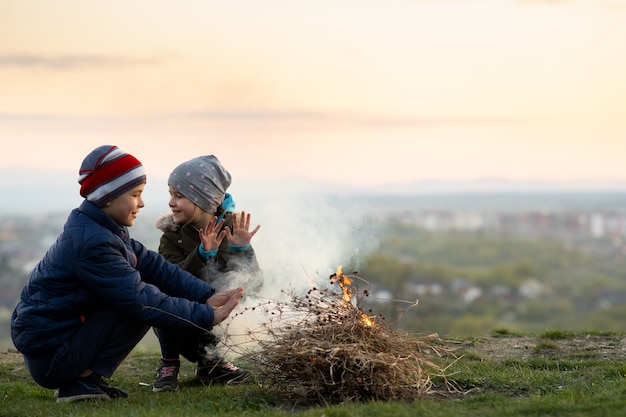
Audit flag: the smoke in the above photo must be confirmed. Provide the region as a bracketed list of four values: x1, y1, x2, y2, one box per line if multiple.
[216, 181, 380, 357]
[239, 183, 374, 292]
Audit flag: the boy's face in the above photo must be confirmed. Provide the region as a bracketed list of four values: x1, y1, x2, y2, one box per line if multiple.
[102, 184, 145, 227]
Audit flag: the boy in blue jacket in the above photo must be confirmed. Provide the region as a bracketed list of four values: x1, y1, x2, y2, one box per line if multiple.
[10, 145, 243, 403]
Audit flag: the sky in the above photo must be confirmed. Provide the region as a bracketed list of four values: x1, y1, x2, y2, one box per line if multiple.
[1, 0, 626, 189]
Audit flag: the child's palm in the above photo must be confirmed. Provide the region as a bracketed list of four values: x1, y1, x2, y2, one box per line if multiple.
[226, 211, 260, 246]
[199, 217, 226, 251]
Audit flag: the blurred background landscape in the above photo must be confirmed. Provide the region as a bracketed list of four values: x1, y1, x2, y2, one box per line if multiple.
[2, 178, 626, 352]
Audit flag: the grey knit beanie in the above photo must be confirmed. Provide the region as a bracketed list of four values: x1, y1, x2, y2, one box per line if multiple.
[168, 155, 232, 213]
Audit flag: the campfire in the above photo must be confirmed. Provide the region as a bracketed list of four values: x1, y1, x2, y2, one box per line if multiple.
[225, 267, 459, 404]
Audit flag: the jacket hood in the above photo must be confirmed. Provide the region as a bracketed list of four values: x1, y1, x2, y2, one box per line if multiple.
[155, 213, 179, 233]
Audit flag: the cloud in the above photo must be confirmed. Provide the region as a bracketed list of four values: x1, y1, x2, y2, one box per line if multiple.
[0, 54, 166, 70]
[179, 111, 513, 126]
[0, 110, 510, 132]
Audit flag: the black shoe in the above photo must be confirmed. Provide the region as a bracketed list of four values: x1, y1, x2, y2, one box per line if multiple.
[91, 374, 128, 399]
[196, 357, 251, 385]
[152, 359, 180, 392]
[56, 376, 109, 403]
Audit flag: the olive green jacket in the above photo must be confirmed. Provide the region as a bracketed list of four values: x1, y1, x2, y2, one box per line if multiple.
[155, 213, 263, 294]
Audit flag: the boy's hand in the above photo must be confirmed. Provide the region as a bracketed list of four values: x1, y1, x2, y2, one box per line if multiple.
[207, 286, 244, 325]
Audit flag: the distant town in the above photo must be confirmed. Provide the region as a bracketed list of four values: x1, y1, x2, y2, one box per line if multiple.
[3, 192, 626, 308]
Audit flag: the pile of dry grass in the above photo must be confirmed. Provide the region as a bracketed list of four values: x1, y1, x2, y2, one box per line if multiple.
[225, 270, 459, 404]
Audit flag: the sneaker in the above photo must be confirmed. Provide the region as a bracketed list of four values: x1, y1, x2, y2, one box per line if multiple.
[195, 357, 251, 385]
[152, 359, 180, 392]
[56, 376, 109, 403]
[92, 374, 128, 399]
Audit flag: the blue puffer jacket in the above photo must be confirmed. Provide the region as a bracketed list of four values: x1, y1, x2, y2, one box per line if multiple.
[11, 200, 217, 357]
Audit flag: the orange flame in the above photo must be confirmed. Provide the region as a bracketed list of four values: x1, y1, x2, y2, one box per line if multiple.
[336, 266, 353, 303]
[332, 266, 374, 327]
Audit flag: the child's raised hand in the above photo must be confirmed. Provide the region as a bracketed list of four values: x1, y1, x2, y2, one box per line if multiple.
[199, 216, 226, 252]
[225, 211, 260, 247]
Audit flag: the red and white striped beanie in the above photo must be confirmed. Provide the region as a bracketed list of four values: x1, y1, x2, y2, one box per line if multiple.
[78, 145, 146, 207]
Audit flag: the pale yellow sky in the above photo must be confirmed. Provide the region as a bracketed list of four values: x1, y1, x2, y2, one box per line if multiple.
[1, 0, 625, 186]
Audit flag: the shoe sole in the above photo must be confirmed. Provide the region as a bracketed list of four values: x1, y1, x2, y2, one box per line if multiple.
[196, 374, 251, 385]
[225, 377, 250, 386]
[56, 393, 109, 403]
[151, 385, 179, 393]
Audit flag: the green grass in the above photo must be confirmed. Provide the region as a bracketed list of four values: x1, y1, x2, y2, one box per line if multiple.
[533, 340, 559, 353]
[1, 332, 625, 417]
[490, 328, 524, 338]
[538, 329, 577, 340]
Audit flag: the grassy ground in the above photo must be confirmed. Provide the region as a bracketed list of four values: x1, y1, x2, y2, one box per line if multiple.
[1, 330, 625, 417]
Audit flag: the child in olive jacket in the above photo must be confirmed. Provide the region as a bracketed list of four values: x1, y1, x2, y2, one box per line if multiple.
[152, 155, 263, 392]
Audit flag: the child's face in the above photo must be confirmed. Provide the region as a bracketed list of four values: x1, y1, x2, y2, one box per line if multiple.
[102, 184, 145, 227]
[168, 185, 198, 225]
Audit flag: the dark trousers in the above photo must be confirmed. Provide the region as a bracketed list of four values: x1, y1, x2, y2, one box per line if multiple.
[23, 308, 149, 389]
[154, 327, 218, 363]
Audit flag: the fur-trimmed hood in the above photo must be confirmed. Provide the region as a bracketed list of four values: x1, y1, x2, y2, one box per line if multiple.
[155, 213, 179, 233]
